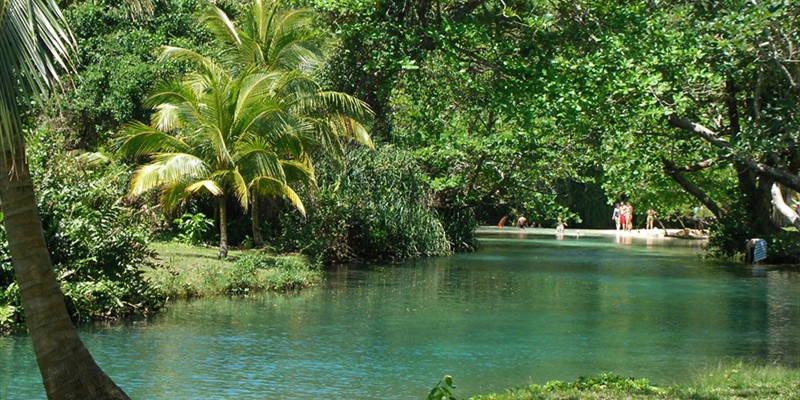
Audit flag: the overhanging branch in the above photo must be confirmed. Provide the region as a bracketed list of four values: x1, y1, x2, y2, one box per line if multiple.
[667, 114, 800, 192]
[662, 157, 724, 219]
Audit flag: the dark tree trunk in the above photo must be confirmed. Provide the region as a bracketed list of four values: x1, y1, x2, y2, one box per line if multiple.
[217, 195, 228, 259]
[251, 193, 263, 248]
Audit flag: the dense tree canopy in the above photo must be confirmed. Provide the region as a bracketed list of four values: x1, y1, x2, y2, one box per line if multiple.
[310, 0, 799, 257]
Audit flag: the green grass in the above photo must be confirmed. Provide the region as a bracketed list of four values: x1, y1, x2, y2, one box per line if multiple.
[143, 241, 321, 299]
[466, 362, 800, 400]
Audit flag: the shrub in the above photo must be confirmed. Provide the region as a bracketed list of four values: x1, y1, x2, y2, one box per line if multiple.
[0, 128, 164, 331]
[223, 253, 321, 295]
[277, 147, 453, 264]
[174, 212, 214, 245]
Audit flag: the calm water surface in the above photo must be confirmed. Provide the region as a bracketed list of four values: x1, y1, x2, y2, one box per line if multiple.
[2, 232, 799, 399]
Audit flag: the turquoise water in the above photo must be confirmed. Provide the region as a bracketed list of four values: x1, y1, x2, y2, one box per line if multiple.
[2, 233, 798, 399]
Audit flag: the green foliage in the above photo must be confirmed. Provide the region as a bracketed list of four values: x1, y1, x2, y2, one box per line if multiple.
[222, 253, 321, 295]
[265, 257, 321, 291]
[278, 147, 452, 263]
[174, 212, 214, 245]
[57, 0, 212, 147]
[223, 253, 263, 296]
[312, 0, 800, 256]
[0, 283, 21, 334]
[0, 128, 164, 331]
[471, 364, 800, 400]
[427, 375, 457, 400]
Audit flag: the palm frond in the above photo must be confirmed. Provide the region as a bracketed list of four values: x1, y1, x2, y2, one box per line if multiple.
[159, 46, 227, 79]
[250, 176, 306, 216]
[330, 116, 374, 148]
[201, 4, 241, 47]
[186, 179, 223, 196]
[130, 153, 209, 195]
[231, 168, 249, 209]
[0, 0, 75, 160]
[76, 151, 114, 168]
[116, 121, 192, 157]
[159, 182, 191, 212]
[151, 104, 183, 132]
[124, 0, 154, 21]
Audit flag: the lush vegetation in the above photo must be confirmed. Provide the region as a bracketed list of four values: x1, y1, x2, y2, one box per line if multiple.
[312, 0, 800, 261]
[2, 0, 798, 331]
[427, 362, 800, 400]
[1, 0, 798, 398]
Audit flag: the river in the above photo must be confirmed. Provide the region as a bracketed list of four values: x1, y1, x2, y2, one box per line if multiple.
[1, 231, 798, 399]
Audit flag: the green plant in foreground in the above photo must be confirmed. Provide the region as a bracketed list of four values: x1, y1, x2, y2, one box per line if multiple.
[428, 375, 457, 400]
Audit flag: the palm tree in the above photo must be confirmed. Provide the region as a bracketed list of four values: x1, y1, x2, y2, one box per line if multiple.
[0, 0, 129, 398]
[117, 48, 315, 258]
[202, 0, 325, 74]
[201, 0, 374, 245]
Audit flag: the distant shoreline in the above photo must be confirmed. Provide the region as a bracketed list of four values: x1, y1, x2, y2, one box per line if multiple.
[475, 226, 707, 240]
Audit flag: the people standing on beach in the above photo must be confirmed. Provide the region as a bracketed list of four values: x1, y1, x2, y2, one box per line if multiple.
[517, 215, 527, 228]
[556, 217, 567, 234]
[646, 208, 655, 229]
[625, 202, 634, 231]
[619, 203, 629, 231]
[612, 203, 621, 230]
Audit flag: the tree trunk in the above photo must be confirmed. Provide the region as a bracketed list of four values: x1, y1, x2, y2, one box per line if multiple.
[217, 195, 229, 258]
[0, 151, 129, 400]
[251, 193, 263, 248]
[771, 183, 800, 229]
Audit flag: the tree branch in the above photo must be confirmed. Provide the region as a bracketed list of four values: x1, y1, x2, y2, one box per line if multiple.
[667, 114, 800, 192]
[771, 183, 800, 230]
[671, 157, 730, 173]
[662, 157, 724, 219]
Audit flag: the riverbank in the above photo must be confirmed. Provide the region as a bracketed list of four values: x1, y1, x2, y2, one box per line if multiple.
[468, 362, 800, 400]
[144, 241, 321, 299]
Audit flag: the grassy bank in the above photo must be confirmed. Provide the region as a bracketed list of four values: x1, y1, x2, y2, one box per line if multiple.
[463, 362, 800, 400]
[144, 241, 322, 299]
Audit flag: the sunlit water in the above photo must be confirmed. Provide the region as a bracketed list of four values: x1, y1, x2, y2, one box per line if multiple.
[2, 232, 799, 399]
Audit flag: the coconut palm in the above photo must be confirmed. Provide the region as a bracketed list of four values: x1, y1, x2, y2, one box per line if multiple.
[117, 48, 316, 258]
[201, 0, 374, 245]
[202, 0, 325, 76]
[0, 0, 129, 398]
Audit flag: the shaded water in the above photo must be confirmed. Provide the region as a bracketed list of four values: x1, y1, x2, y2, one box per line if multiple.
[2, 233, 799, 399]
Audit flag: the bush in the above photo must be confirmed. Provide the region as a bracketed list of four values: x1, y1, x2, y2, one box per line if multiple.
[223, 253, 321, 295]
[0, 128, 164, 332]
[174, 212, 214, 245]
[277, 147, 453, 264]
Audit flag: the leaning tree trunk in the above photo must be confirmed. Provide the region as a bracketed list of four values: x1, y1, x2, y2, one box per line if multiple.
[217, 195, 229, 258]
[0, 150, 129, 399]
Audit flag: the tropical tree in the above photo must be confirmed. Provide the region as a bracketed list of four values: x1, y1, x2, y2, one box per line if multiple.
[201, 0, 373, 246]
[0, 0, 129, 398]
[117, 47, 317, 258]
[119, 0, 373, 254]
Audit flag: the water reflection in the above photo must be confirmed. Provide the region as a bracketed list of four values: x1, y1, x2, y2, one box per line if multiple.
[1, 235, 798, 400]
